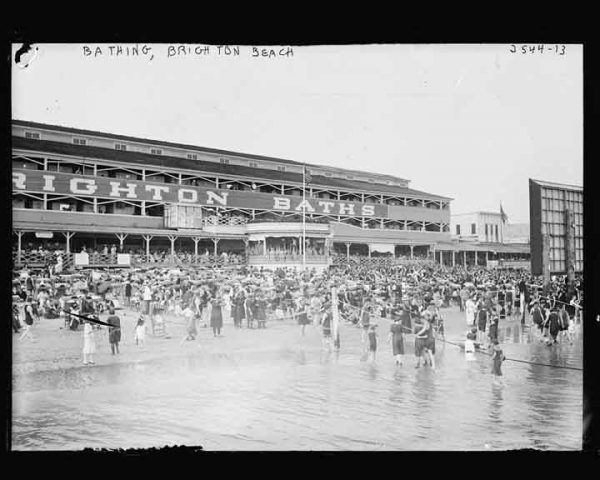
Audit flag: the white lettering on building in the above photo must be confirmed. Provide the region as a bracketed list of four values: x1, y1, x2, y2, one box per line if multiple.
[338, 203, 355, 215]
[361, 205, 375, 216]
[272, 197, 291, 210]
[42, 175, 56, 192]
[109, 182, 138, 198]
[70, 178, 98, 195]
[318, 201, 335, 213]
[206, 190, 228, 206]
[295, 200, 315, 213]
[12, 172, 26, 189]
[145, 184, 170, 201]
[178, 188, 198, 203]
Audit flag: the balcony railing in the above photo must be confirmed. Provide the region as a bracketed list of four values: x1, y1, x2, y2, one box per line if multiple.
[247, 253, 330, 264]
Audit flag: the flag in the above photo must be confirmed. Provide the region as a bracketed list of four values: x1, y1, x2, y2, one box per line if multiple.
[304, 166, 312, 185]
[500, 203, 508, 223]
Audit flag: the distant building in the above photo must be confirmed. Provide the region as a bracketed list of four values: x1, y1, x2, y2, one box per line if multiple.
[449, 211, 530, 269]
[451, 211, 505, 243]
[529, 178, 583, 276]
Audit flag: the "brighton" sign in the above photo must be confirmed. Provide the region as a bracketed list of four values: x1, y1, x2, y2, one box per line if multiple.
[12, 169, 389, 218]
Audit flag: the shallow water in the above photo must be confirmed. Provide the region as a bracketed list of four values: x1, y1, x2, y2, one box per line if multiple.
[12, 310, 582, 451]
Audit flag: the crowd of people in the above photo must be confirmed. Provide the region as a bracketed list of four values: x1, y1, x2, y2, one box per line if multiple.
[12, 256, 583, 375]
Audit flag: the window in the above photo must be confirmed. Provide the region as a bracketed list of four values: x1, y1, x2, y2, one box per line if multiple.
[277, 165, 286, 172]
[456, 225, 461, 235]
[471, 223, 476, 235]
[150, 148, 162, 155]
[495, 224, 499, 242]
[485, 224, 488, 236]
[115, 143, 127, 151]
[220, 158, 230, 164]
[249, 161, 259, 168]
[25, 131, 41, 140]
[73, 137, 87, 145]
[187, 153, 197, 160]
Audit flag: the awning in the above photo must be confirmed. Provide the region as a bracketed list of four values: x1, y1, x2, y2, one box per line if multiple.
[369, 243, 395, 254]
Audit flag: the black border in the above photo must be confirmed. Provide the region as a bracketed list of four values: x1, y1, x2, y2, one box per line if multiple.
[2, 27, 598, 464]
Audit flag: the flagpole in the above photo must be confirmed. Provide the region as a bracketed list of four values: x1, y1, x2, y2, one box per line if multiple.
[302, 165, 306, 270]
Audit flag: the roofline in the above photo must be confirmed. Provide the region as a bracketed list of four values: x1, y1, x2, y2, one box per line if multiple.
[451, 211, 502, 216]
[529, 178, 582, 191]
[12, 140, 453, 201]
[12, 119, 411, 184]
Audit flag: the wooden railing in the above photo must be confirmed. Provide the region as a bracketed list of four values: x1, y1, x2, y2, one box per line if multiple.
[247, 253, 330, 264]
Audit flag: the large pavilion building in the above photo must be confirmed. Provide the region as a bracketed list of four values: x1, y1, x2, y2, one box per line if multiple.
[11, 120, 522, 270]
[529, 178, 583, 277]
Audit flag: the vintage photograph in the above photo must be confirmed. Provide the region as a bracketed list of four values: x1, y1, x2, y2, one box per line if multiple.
[10, 43, 583, 450]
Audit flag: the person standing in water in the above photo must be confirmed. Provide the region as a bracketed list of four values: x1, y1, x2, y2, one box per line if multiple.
[210, 296, 224, 337]
[367, 324, 378, 363]
[297, 297, 310, 336]
[476, 303, 488, 345]
[387, 317, 405, 365]
[491, 341, 506, 384]
[464, 330, 476, 362]
[106, 307, 121, 355]
[135, 314, 146, 347]
[414, 315, 430, 369]
[82, 319, 96, 365]
[465, 295, 477, 327]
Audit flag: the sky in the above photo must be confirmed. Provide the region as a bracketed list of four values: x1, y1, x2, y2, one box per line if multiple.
[12, 43, 583, 223]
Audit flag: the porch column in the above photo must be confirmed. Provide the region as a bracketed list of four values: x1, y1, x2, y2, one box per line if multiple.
[410, 245, 414, 259]
[485, 250, 489, 267]
[168, 235, 177, 256]
[345, 242, 351, 260]
[193, 237, 201, 259]
[212, 238, 219, 257]
[368, 244, 371, 259]
[439, 250, 443, 265]
[62, 231, 75, 254]
[463, 251, 467, 267]
[142, 235, 153, 258]
[474, 250, 478, 266]
[115, 233, 128, 251]
[263, 238, 267, 256]
[16, 230, 24, 265]
[452, 250, 456, 267]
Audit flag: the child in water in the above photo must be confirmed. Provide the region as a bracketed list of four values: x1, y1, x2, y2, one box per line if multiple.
[135, 315, 146, 347]
[368, 324, 378, 362]
[464, 331, 476, 361]
[491, 341, 506, 384]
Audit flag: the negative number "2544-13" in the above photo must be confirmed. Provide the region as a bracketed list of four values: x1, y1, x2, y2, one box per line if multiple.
[509, 44, 566, 55]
